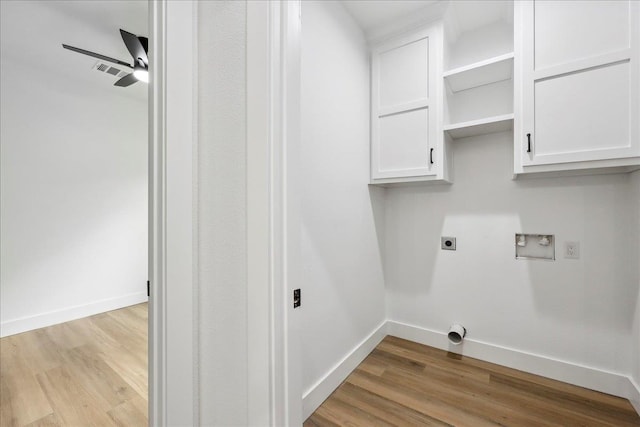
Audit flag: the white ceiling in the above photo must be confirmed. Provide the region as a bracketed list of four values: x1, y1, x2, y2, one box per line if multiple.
[1, 0, 148, 101]
[341, 1, 512, 41]
[342, 1, 440, 34]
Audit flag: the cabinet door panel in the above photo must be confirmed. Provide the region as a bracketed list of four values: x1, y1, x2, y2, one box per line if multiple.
[518, 0, 639, 168]
[371, 26, 440, 181]
[534, 62, 630, 162]
[534, 0, 630, 70]
[379, 38, 429, 109]
[378, 109, 429, 175]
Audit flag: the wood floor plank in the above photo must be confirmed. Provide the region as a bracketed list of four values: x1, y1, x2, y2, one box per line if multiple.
[36, 366, 117, 426]
[383, 365, 554, 427]
[107, 395, 148, 427]
[307, 335, 640, 426]
[5, 330, 65, 375]
[90, 314, 147, 358]
[376, 340, 490, 383]
[381, 337, 639, 422]
[97, 346, 148, 399]
[333, 381, 452, 426]
[384, 365, 589, 426]
[5, 308, 638, 426]
[386, 335, 633, 411]
[0, 374, 19, 427]
[379, 345, 630, 426]
[370, 348, 426, 373]
[348, 369, 498, 426]
[304, 412, 341, 427]
[0, 350, 53, 426]
[65, 314, 124, 352]
[43, 322, 88, 351]
[61, 344, 140, 408]
[356, 354, 387, 377]
[106, 308, 147, 338]
[0, 304, 148, 426]
[489, 372, 640, 426]
[23, 413, 60, 427]
[315, 393, 396, 427]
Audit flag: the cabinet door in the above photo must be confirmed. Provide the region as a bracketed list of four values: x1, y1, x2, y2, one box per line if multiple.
[519, 0, 639, 167]
[371, 28, 439, 180]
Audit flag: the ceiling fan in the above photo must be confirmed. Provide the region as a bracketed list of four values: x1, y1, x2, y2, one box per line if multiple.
[62, 29, 148, 87]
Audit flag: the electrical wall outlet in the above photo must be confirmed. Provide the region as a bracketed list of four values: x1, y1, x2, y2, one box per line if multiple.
[441, 237, 456, 251]
[565, 241, 580, 259]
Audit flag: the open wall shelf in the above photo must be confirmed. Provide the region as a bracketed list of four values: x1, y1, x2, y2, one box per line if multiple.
[444, 113, 514, 139]
[444, 52, 514, 92]
[443, 7, 514, 143]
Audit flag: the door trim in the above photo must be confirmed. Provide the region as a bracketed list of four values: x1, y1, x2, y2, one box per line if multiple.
[149, 1, 197, 425]
[266, 1, 302, 424]
[150, 1, 294, 424]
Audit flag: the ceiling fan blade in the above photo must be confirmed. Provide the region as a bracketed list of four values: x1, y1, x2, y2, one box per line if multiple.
[62, 44, 132, 68]
[114, 73, 138, 87]
[120, 29, 148, 66]
[139, 37, 148, 55]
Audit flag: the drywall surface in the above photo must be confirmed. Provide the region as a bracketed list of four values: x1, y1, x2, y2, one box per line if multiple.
[197, 1, 248, 424]
[0, 47, 147, 336]
[300, 0, 386, 396]
[385, 131, 637, 376]
[631, 170, 640, 396]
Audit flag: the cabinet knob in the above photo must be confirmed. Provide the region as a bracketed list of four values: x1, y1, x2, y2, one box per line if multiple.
[527, 133, 532, 153]
[430, 148, 434, 164]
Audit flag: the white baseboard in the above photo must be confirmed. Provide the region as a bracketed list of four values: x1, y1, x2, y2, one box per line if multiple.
[629, 376, 640, 416]
[1, 292, 148, 338]
[302, 321, 387, 420]
[387, 320, 635, 405]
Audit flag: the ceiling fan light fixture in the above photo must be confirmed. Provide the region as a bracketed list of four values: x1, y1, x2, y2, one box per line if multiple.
[63, 29, 149, 88]
[133, 67, 149, 83]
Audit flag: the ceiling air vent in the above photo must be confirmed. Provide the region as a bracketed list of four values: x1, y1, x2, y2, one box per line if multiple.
[106, 66, 120, 76]
[93, 61, 130, 78]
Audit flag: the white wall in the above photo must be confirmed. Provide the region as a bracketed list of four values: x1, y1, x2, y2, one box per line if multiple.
[197, 1, 248, 424]
[300, 0, 386, 404]
[385, 131, 638, 378]
[0, 49, 147, 337]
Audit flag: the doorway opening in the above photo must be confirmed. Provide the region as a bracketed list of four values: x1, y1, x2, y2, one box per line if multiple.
[0, 1, 150, 424]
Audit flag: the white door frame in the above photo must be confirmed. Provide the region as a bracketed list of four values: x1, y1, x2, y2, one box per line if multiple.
[260, 1, 303, 425]
[279, 1, 304, 425]
[247, 0, 277, 424]
[149, 0, 300, 425]
[149, 0, 196, 425]
[247, 1, 303, 424]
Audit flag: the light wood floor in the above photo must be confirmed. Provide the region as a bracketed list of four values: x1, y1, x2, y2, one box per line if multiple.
[0, 303, 148, 427]
[305, 336, 640, 427]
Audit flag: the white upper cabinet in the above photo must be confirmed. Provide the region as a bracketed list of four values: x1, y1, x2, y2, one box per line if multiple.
[371, 24, 447, 184]
[514, 0, 640, 175]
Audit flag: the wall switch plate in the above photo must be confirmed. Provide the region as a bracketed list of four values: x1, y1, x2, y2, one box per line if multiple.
[565, 241, 580, 259]
[293, 289, 301, 308]
[441, 237, 456, 250]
